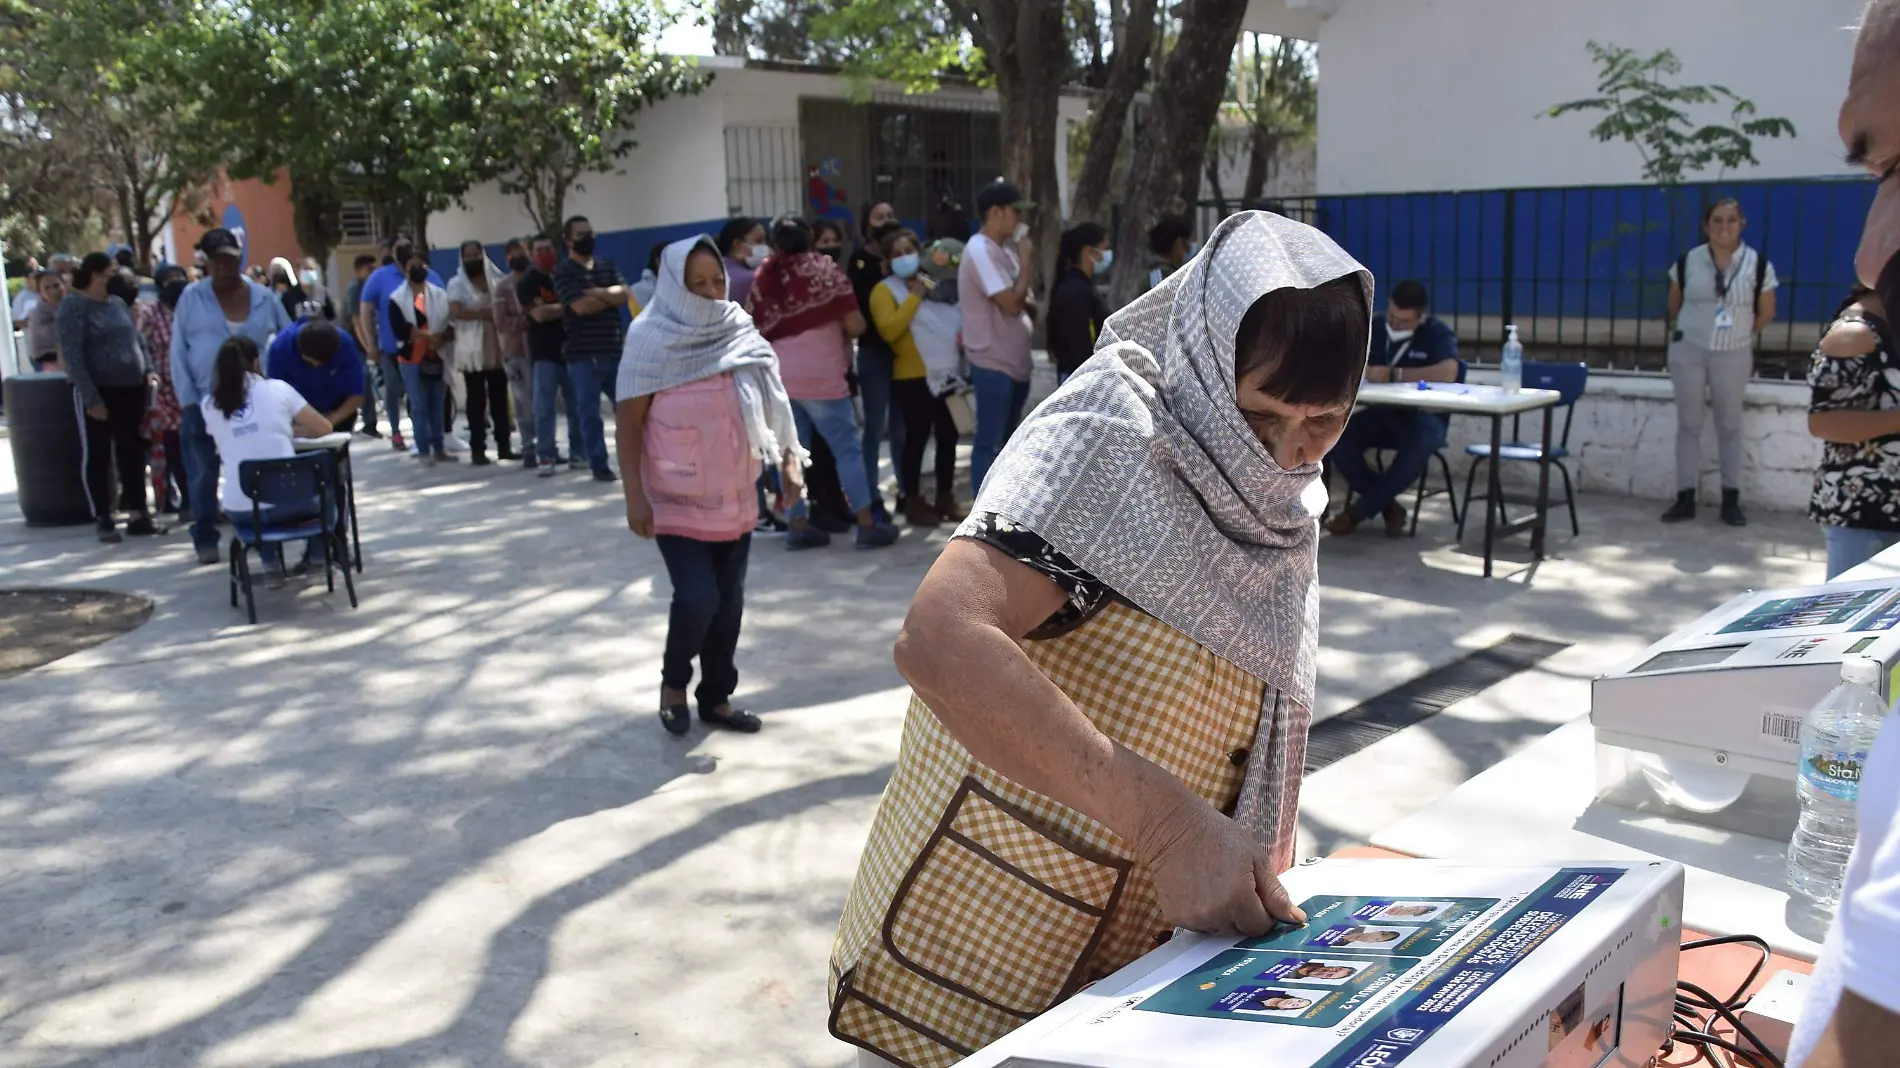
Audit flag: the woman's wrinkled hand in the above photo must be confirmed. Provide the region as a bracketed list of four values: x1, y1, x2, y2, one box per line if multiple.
[1133, 793, 1306, 937]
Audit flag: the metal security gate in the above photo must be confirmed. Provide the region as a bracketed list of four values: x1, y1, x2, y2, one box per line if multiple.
[866, 103, 1000, 231]
[724, 126, 805, 221]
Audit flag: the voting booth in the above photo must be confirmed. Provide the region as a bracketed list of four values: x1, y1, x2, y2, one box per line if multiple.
[959, 858, 1683, 1068]
[1591, 576, 1900, 842]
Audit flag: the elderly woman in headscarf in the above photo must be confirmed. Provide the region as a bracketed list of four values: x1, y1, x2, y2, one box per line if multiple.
[615, 236, 809, 738]
[827, 212, 1372, 1067]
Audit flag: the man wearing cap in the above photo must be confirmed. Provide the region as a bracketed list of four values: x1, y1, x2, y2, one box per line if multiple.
[1786, 5, 1900, 1066]
[959, 177, 1037, 494]
[170, 226, 290, 565]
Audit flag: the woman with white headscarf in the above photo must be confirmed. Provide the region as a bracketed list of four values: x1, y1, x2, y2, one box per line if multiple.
[448, 239, 517, 464]
[616, 236, 809, 738]
[827, 211, 1373, 1067]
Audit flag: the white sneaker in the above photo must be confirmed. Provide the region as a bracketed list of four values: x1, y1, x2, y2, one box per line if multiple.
[445, 433, 469, 454]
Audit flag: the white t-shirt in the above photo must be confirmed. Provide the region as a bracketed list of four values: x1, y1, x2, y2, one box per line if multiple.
[200, 374, 310, 513]
[1788, 714, 1900, 1064]
[1668, 243, 1778, 353]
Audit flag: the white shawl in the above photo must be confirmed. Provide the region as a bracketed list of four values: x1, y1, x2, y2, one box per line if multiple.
[390, 280, 451, 361]
[615, 236, 808, 465]
[447, 254, 506, 368]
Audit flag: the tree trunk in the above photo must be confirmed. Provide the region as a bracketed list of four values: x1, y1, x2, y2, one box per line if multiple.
[1070, 0, 1159, 225]
[1108, 0, 1250, 310]
[1243, 123, 1277, 203]
[973, 0, 1068, 296]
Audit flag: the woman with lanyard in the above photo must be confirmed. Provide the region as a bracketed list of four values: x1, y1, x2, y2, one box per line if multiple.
[827, 212, 1371, 1067]
[1662, 197, 1778, 527]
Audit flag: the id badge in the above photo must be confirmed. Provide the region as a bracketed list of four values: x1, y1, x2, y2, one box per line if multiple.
[1714, 307, 1736, 330]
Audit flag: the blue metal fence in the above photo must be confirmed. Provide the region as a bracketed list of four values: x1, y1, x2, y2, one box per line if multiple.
[1199, 176, 1876, 378]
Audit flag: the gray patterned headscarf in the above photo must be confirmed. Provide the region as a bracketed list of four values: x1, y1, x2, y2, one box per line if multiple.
[963, 210, 1372, 708]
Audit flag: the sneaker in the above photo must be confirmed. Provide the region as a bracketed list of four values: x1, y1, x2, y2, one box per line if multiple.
[592, 468, 618, 483]
[124, 514, 164, 537]
[855, 521, 901, 550]
[754, 514, 789, 536]
[523, 455, 541, 470]
[537, 463, 559, 479]
[445, 433, 469, 454]
[195, 544, 220, 566]
[471, 453, 491, 467]
[497, 448, 520, 462]
[359, 426, 385, 439]
[568, 457, 586, 471]
[552, 453, 569, 466]
[389, 432, 406, 451]
[434, 450, 456, 463]
[786, 525, 832, 551]
[421, 454, 439, 468]
[96, 521, 122, 544]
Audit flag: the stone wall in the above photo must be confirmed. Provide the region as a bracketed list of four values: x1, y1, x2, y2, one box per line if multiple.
[1440, 370, 1817, 513]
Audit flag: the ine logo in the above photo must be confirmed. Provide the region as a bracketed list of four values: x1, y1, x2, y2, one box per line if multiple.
[1385, 1027, 1426, 1043]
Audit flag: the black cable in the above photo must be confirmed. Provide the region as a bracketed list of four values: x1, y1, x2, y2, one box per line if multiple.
[1669, 937, 1786, 1068]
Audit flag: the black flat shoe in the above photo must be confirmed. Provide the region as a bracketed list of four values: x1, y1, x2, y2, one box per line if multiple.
[700, 706, 762, 733]
[659, 705, 692, 736]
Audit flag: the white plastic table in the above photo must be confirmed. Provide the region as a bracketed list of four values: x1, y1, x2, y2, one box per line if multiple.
[1354, 382, 1563, 577]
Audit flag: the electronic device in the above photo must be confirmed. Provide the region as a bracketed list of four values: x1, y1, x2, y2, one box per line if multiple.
[1591, 577, 1900, 840]
[958, 858, 1684, 1068]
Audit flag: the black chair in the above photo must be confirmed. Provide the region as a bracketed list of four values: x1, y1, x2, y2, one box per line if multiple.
[228, 452, 358, 624]
[1458, 361, 1589, 541]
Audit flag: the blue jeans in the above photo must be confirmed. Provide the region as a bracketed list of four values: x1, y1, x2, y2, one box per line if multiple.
[655, 533, 750, 712]
[1332, 407, 1449, 520]
[360, 348, 381, 433]
[857, 343, 906, 501]
[1825, 525, 1900, 580]
[562, 358, 611, 473]
[399, 363, 449, 456]
[230, 498, 337, 568]
[969, 364, 1031, 495]
[791, 397, 872, 515]
[180, 404, 222, 551]
[380, 353, 407, 437]
[532, 360, 584, 463]
[594, 353, 622, 406]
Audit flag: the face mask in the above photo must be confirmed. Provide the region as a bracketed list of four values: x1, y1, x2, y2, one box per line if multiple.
[407, 265, 429, 284]
[533, 250, 556, 272]
[891, 253, 921, 279]
[1385, 326, 1415, 343]
[818, 246, 844, 264]
[871, 221, 903, 245]
[570, 234, 596, 256]
[747, 244, 770, 268]
[159, 279, 187, 309]
[1012, 222, 1030, 243]
[1093, 249, 1114, 274]
[508, 255, 531, 274]
[462, 258, 484, 277]
[299, 269, 320, 287]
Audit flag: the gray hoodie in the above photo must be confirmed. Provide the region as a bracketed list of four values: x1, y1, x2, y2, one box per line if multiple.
[57, 293, 148, 408]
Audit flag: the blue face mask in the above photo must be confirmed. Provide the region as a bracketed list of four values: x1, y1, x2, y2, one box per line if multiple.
[891, 253, 921, 279]
[1094, 249, 1114, 274]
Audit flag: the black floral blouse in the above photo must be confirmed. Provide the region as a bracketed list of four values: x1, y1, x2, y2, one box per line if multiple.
[959, 512, 1118, 638]
[1809, 311, 1900, 532]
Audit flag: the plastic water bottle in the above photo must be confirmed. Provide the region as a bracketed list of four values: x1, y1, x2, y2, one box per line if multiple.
[1500, 325, 1523, 394]
[1788, 657, 1889, 907]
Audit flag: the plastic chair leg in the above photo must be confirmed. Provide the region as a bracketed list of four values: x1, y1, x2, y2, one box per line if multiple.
[234, 540, 258, 625]
[337, 533, 358, 610]
[321, 535, 336, 594]
[1459, 457, 1485, 540]
[228, 543, 239, 609]
[1438, 452, 1462, 526]
[1559, 462, 1579, 536]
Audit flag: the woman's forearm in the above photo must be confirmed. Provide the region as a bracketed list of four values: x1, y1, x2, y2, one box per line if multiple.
[896, 608, 1201, 844]
[1810, 409, 1900, 444]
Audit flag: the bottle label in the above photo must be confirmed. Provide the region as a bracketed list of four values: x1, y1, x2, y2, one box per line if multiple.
[1801, 749, 1869, 801]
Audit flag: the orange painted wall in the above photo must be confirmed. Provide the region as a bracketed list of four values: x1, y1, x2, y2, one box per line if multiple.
[171, 169, 302, 270]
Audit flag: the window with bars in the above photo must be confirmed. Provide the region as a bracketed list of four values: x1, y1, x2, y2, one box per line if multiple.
[724, 126, 805, 221]
[867, 106, 1000, 226]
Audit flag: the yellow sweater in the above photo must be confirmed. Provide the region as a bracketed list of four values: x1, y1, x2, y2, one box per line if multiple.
[869, 281, 927, 381]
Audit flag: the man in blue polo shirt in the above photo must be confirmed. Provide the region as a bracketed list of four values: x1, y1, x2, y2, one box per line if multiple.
[1327, 279, 1463, 537]
[266, 319, 366, 431]
[356, 235, 443, 452]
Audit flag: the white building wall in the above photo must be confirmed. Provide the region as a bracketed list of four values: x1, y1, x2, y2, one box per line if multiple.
[1316, 0, 1866, 194]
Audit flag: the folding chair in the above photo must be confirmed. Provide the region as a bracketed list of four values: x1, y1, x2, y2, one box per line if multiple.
[228, 452, 358, 625]
[1458, 361, 1588, 541]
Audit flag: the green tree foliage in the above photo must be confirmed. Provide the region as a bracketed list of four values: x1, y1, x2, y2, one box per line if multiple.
[1546, 42, 1796, 186]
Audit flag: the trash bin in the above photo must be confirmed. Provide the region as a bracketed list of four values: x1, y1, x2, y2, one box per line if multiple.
[6, 372, 93, 526]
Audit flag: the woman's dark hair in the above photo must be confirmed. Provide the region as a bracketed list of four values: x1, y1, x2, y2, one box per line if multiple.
[1148, 215, 1194, 258]
[860, 201, 895, 240]
[717, 216, 761, 258]
[503, 238, 526, 256]
[1702, 196, 1743, 228]
[70, 251, 113, 291]
[211, 335, 262, 419]
[458, 239, 484, 258]
[812, 218, 846, 246]
[1234, 275, 1369, 407]
[647, 241, 668, 272]
[879, 228, 921, 263]
[770, 213, 813, 256]
[1837, 283, 1877, 319]
[1058, 222, 1110, 273]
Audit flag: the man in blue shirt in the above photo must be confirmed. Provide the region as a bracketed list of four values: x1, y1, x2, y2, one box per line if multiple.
[170, 227, 291, 563]
[356, 235, 443, 452]
[1326, 280, 1463, 537]
[266, 319, 366, 431]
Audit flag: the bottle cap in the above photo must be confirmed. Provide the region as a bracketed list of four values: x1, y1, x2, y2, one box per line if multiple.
[1842, 657, 1882, 687]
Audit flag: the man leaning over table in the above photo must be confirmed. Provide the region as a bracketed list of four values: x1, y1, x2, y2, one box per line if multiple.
[1787, 3, 1900, 1065]
[1326, 279, 1461, 538]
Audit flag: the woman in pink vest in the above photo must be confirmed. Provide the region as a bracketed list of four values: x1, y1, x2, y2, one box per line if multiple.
[615, 236, 810, 737]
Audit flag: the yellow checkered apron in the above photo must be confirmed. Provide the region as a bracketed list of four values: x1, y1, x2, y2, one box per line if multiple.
[827, 600, 1272, 1067]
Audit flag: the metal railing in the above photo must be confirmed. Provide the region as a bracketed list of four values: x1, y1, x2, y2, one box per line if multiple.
[1194, 177, 1876, 380]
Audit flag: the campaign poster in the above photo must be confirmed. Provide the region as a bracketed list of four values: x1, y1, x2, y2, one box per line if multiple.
[1717, 588, 1889, 634]
[1236, 896, 1499, 957]
[1134, 949, 1415, 1028]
